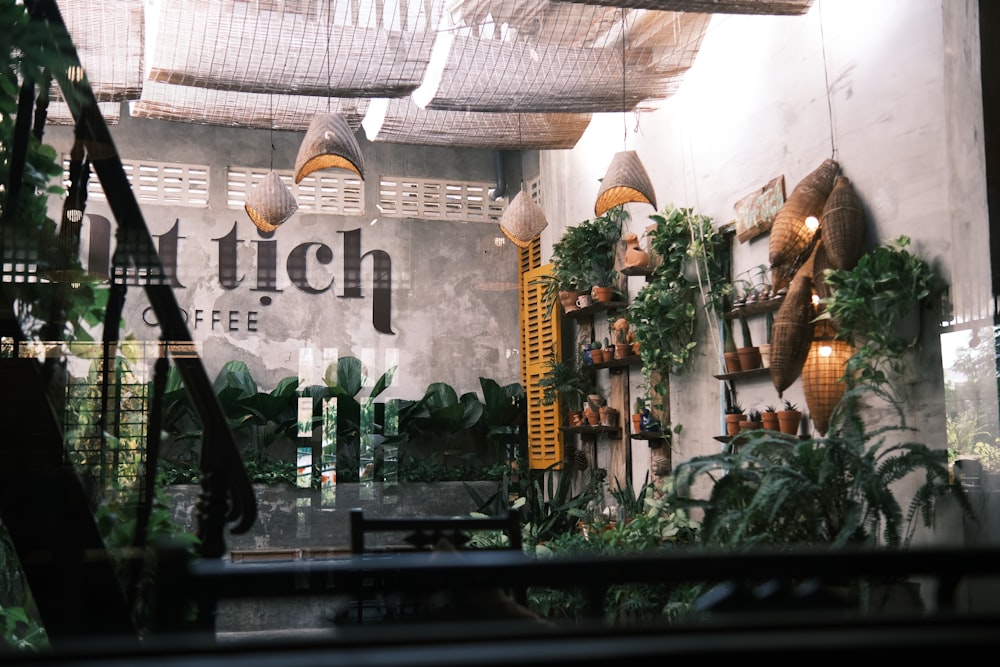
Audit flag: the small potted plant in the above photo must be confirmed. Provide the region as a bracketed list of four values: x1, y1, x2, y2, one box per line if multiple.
[632, 397, 646, 434]
[740, 409, 763, 432]
[761, 404, 780, 431]
[725, 402, 746, 436]
[736, 314, 761, 371]
[537, 350, 590, 426]
[777, 399, 802, 435]
[611, 317, 632, 359]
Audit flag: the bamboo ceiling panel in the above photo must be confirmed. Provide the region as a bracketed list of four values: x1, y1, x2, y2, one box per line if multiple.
[59, 0, 145, 102]
[131, 82, 368, 131]
[363, 98, 591, 149]
[146, 0, 443, 97]
[413, 2, 710, 112]
[553, 0, 815, 15]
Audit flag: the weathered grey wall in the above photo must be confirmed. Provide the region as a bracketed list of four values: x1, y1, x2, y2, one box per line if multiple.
[540, 0, 990, 547]
[44, 115, 528, 400]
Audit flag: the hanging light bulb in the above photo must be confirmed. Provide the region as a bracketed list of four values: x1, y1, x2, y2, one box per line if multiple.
[594, 9, 656, 217]
[294, 8, 365, 184]
[805, 215, 820, 231]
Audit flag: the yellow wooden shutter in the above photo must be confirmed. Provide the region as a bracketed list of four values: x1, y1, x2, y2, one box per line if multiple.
[521, 261, 563, 469]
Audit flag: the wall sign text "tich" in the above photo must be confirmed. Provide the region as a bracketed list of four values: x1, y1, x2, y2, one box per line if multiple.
[85, 216, 394, 335]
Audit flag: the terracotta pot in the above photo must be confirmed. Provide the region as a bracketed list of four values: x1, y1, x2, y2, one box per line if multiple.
[724, 351, 742, 374]
[725, 413, 746, 436]
[631, 341, 641, 355]
[591, 348, 606, 364]
[758, 343, 771, 368]
[761, 412, 780, 431]
[569, 411, 584, 427]
[593, 286, 615, 302]
[739, 420, 762, 432]
[777, 410, 802, 435]
[614, 343, 630, 360]
[585, 410, 600, 426]
[632, 413, 642, 433]
[736, 346, 762, 371]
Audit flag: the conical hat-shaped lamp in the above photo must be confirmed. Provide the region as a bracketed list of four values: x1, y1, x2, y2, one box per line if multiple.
[294, 113, 365, 184]
[499, 190, 548, 248]
[595, 150, 657, 216]
[246, 171, 298, 233]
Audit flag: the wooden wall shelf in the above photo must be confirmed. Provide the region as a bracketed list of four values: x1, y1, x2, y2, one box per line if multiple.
[714, 367, 770, 381]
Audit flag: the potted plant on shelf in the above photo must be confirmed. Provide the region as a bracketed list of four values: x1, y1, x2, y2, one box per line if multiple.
[632, 397, 646, 434]
[736, 314, 761, 371]
[777, 399, 802, 435]
[537, 349, 590, 427]
[725, 402, 746, 436]
[611, 317, 632, 359]
[761, 405, 780, 431]
[740, 409, 762, 432]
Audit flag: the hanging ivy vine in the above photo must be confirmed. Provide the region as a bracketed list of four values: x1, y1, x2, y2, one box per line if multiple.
[627, 205, 730, 398]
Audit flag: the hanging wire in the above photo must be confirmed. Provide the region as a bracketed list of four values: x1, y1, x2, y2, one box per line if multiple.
[326, 1, 333, 113]
[818, 0, 837, 160]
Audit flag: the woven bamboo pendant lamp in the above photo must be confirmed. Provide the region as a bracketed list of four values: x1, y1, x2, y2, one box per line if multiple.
[769, 158, 839, 290]
[802, 320, 853, 436]
[246, 171, 298, 233]
[294, 8, 365, 185]
[293, 112, 365, 184]
[500, 189, 548, 248]
[595, 9, 656, 217]
[811, 240, 834, 302]
[595, 150, 657, 216]
[769, 257, 817, 397]
[820, 175, 865, 270]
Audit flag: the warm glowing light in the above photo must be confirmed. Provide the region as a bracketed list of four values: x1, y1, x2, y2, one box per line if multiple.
[819, 344, 833, 357]
[805, 215, 819, 231]
[812, 294, 820, 305]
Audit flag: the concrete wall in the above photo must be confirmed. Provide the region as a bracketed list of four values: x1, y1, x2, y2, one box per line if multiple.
[540, 0, 991, 537]
[44, 116, 528, 401]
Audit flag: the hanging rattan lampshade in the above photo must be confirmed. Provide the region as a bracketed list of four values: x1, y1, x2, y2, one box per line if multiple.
[769, 268, 816, 397]
[595, 150, 657, 216]
[769, 158, 839, 290]
[802, 324, 853, 436]
[499, 190, 548, 248]
[245, 171, 298, 233]
[293, 112, 365, 184]
[820, 175, 865, 270]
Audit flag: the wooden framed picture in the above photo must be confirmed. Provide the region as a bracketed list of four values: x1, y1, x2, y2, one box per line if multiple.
[734, 175, 785, 243]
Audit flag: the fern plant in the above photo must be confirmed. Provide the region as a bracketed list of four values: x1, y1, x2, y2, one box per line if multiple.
[665, 388, 973, 549]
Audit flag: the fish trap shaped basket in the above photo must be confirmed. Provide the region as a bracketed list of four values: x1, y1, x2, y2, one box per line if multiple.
[820, 175, 865, 271]
[769, 269, 816, 396]
[769, 158, 840, 286]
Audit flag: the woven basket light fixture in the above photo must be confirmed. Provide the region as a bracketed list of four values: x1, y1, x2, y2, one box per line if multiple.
[595, 9, 657, 217]
[246, 171, 298, 234]
[801, 321, 853, 436]
[293, 112, 365, 184]
[595, 150, 657, 216]
[500, 190, 548, 248]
